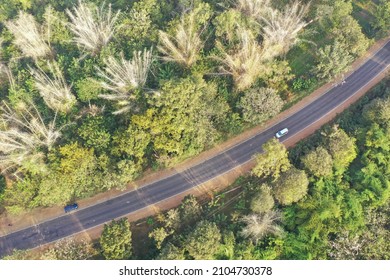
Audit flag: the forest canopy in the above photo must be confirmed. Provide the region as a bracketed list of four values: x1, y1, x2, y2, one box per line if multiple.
[0, 0, 382, 215]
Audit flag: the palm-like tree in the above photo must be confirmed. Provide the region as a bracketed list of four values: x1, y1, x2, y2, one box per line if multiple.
[66, 1, 120, 54]
[158, 10, 205, 67]
[97, 48, 154, 115]
[260, 1, 311, 57]
[214, 28, 266, 91]
[0, 101, 62, 174]
[240, 210, 284, 243]
[5, 11, 51, 59]
[30, 61, 76, 114]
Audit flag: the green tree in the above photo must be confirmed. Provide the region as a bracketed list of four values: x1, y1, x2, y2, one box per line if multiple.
[164, 208, 181, 231]
[100, 218, 132, 260]
[36, 143, 105, 206]
[301, 146, 333, 178]
[333, 17, 370, 57]
[111, 124, 150, 164]
[213, 9, 245, 44]
[158, 243, 186, 260]
[158, 3, 212, 67]
[149, 227, 170, 250]
[78, 116, 111, 151]
[327, 126, 357, 172]
[273, 167, 309, 206]
[314, 40, 353, 81]
[362, 96, 390, 125]
[239, 87, 284, 125]
[3, 176, 39, 214]
[372, 0, 390, 36]
[75, 78, 103, 101]
[185, 220, 221, 260]
[317, 0, 369, 57]
[179, 195, 202, 225]
[250, 184, 275, 214]
[42, 238, 95, 260]
[263, 60, 295, 93]
[133, 75, 227, 164]
[252, 138, 291, 179]
[114, 0, 162, 53]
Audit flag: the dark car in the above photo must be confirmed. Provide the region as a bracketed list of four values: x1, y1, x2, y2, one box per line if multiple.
[64, 203, 78, 213]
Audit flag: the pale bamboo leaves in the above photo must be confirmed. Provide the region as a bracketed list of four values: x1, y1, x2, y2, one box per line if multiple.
[240, 211, 284, 242]
[158, 10, 205, 67]
[5, 11, 52, 59]
[260, 1, 311, 57]
[0, 102, 62, 174]
[97, 48, 154, 115]
[215, 29, 266, 91]
[30, 62, 76, 113]
[66, 1, 120, 54]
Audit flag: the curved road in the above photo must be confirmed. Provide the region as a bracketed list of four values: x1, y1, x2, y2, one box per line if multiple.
[1, 41, 390, 258]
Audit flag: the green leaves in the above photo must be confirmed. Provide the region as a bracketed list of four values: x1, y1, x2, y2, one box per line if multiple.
[133, 75, 227, 165]
[185, 220, 221, 260]
[273, 167, 309, 206]
[301, 146, 333, 178]
[239, 87, 284, 125]
[252, 138, 291, 180]
[314, 40, 353, 81]
[100, 218, 132, 260]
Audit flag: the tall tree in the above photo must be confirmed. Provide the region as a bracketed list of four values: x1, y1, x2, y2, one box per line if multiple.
[158, 3, 211, 67]
[301, 146, 333, 178]
[0, 101, 61, 175]
[240, 211, 284, 243]
[215, 28, 267, 91]
[66, 1, 120, 54]
[260, 1, 311, 57]
[273, 167, 309, 206]
[100, 218, 132, 260]
[314, 40, 353, 81]
[30, 61, 76, 113]
[185, 220, 221, 259]
[235, 0, 270, 19]
[239, 87, 284, 125]
[5, 11, 51, 59]
[250, 184, 275, 214]
[96, 49, 154, 114]
[252, 138, 291, 179]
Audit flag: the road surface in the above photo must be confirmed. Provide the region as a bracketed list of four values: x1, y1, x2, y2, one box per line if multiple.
[0, 40, 389, 258]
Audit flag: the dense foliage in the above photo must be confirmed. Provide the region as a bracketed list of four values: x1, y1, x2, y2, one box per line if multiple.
[0, 0, 379, 215]
[0, 0, 387, 261]
[5, 77, 390, 262]
[135, 78, 389, 260]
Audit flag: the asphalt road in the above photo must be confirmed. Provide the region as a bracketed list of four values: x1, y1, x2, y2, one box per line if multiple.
[1, 41, 390, 258]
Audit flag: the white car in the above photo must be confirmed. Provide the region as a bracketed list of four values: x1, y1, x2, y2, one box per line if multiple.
[275, 128, 289, 138]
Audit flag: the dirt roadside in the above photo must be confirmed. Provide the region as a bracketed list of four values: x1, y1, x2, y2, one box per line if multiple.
[0, 36, 389, 247]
